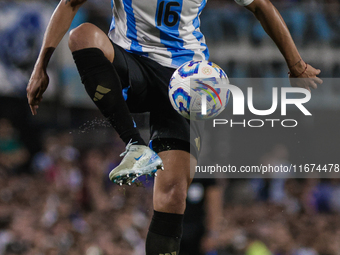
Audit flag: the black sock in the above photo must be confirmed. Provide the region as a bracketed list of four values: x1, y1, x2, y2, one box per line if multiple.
[72, 48, 145, 146]
[146, 210, 184, 255]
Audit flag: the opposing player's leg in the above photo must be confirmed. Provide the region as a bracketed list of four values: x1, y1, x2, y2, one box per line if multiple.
[145, 148, 195, 255]
[68, 23, 163, 184]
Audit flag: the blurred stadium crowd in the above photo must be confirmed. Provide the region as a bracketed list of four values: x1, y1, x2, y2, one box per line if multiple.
[0, 118, 153, 255]
[1, 118, 340, 255]
[1, 0, 340, 254]
[203, 0, 340, 46]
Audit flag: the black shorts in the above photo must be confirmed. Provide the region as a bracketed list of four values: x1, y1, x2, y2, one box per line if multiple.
[111, 42, 203, 158]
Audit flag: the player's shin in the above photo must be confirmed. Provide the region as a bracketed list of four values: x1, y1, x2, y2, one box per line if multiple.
[72, 48, 145, 145]
[146, 210, 184, 255]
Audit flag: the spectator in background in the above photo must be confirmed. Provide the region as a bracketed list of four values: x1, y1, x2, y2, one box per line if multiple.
[324, 0, 340, 46]
[31, 132, 59, 174]
[200, 0, 251, 43]
[180, 179, 224, 255]
[42, 132, 82, 200]
[250, 143, 291, 204]
[0, 118, 29, 174]
[82, 148, 111, 212]
[0, 211, 13, 255]
[0, 2, 50, 96]
[245, 233, 272, 255]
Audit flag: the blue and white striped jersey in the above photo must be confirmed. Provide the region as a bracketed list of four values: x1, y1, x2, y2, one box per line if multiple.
[108, 0, 253, 68]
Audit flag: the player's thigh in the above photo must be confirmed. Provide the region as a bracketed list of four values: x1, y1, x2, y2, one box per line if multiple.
[69, 23, 114, 62]
[142, 59, 203, 157]
[112, 49, 155, 113]
[153, 149, 196, 214]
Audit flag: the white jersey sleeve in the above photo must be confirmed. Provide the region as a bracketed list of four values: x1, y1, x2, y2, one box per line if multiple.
[234, 0, 254, 6]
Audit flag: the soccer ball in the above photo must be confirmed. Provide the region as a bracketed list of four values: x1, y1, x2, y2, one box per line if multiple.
[169, 60, 230, 120]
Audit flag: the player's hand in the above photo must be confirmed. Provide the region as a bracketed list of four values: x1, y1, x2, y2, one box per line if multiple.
[26, 68, 49, 115]
[288, 62, 323, 92]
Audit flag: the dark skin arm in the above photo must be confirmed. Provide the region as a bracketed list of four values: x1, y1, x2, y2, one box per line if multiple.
[26, 0, 86, 115]
[245, 0, 322, 91]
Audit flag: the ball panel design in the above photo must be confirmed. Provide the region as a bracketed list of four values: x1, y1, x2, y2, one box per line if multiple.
[169, 60, 230, 120]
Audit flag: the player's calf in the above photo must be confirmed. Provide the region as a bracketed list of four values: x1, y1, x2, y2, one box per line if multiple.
[145, 181, 187, 254]
[146, 210, 184, 255]
[145, 149, 195, 254]
[153, 178, 188, 214]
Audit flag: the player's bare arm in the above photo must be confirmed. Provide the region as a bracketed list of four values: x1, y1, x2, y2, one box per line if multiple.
[244, 0, 323, 91]
[27, 0, 86, 115]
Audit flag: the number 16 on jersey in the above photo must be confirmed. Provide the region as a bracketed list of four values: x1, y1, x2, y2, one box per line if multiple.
[156, 0, 182, 27]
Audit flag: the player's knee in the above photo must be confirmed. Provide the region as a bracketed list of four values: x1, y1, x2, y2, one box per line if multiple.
[155, 182, 188, 213]
[69, 23, 93, 51]
[69, 23, 114, 61]
[69, 23, 103, 50]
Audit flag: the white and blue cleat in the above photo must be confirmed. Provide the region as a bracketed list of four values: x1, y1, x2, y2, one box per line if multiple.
[109, 142, 164, 186]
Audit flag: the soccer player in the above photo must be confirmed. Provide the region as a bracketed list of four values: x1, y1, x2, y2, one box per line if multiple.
[26, 0, 322, 254]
